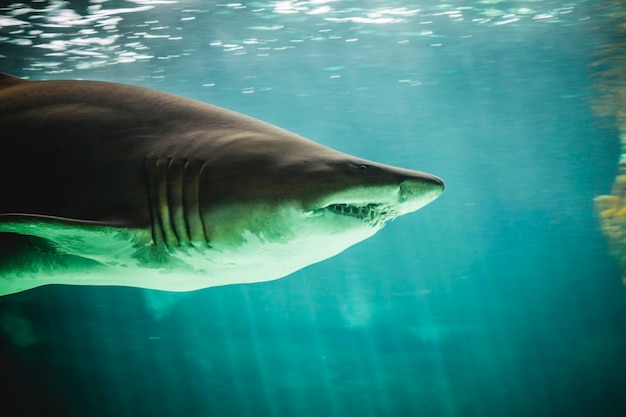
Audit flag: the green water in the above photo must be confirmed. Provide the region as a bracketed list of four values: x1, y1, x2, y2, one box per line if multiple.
[1, 1, 625, 416]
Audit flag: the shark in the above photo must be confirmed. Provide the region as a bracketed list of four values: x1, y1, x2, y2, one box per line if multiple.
[0, 73, 444, 296]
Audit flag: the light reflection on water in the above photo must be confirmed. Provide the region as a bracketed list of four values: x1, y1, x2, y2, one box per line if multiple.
[0, 0, 586, 75]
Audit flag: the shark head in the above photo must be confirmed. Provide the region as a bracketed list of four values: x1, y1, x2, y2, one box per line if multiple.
[184, 132, 445, 283]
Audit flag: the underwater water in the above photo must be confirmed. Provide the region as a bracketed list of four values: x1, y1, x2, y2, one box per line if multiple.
[1, 0, 626, 416]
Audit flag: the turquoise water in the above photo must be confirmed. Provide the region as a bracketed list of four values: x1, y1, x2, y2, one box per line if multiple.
[1, 1, 626, 416]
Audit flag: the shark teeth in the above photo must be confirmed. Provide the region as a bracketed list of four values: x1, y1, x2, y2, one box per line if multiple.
[324, 203, 397, 227]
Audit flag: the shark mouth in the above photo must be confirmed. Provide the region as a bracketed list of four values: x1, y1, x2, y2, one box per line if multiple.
[323, 203, 398, 227]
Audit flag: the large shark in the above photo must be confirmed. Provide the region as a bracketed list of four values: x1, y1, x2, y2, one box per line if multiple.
[0, 73, 444, 296]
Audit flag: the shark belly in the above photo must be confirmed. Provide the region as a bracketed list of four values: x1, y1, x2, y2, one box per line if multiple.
[0, 222, 377, 295]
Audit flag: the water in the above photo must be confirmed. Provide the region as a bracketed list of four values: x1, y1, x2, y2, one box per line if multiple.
[1, 1, 625, 416]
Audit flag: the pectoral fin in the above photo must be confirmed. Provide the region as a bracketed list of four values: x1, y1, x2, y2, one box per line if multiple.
[0, 214, 147, 264]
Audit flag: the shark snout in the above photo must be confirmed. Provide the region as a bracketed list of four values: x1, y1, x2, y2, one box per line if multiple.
[398, 173, 445, 208]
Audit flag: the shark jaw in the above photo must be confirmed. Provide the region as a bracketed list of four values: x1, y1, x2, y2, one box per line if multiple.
[312, 203, 397, 228]
[184, 178, 444, 289]
[306, 179, 445, 225]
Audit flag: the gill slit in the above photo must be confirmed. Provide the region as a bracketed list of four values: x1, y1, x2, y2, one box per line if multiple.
[197, 160, 210, 245]
[166, 158, 188, 247]
[145, 157, 209, 249]
[145, 157, 165, 247]
[181, 159, 193, 245]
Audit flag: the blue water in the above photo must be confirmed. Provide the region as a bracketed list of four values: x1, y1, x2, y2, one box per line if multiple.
[1, 1, 626, 416]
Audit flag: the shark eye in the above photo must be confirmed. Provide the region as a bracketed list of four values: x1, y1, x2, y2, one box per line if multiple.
[356, 164, 368, 173]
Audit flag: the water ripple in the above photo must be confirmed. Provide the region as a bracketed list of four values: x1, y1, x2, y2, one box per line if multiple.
[0, 0, 593, 75]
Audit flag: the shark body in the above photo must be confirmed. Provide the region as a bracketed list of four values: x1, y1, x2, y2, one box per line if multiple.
[0, 73, 444, 296]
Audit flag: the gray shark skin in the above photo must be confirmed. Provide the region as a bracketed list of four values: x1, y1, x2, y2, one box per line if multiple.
[0, 73, 444, 296]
